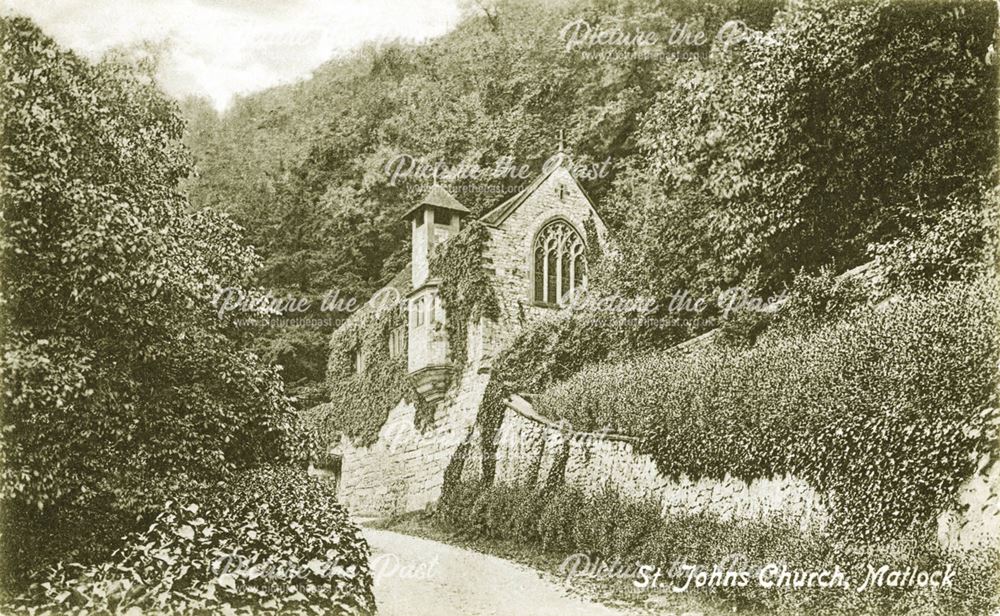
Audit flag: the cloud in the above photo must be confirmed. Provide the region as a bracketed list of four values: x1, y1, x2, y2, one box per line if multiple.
[1, 0, 461, 111]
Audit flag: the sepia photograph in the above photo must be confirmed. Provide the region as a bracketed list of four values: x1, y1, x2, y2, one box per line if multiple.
[0, 0, 998, 614]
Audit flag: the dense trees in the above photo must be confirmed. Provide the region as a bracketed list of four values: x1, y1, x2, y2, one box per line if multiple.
[182, 0, 994, 404]
[0, 18, 303, 583]
[607, 0, 997, 300]
[182, 0, 782, 403]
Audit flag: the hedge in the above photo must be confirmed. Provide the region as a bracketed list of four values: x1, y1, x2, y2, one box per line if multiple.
[0, 18, 307, 585]
[4, 466, 375, 615]
[533, 276, 999, 537]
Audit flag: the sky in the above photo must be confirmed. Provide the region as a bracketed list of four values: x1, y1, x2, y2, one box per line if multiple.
[1, 0, 462, 111]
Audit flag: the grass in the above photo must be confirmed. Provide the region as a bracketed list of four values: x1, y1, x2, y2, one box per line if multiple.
[367, 510, 766, 616]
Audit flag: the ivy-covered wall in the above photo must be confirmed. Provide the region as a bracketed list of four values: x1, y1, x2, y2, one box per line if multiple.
[305, 223, 500, 515]
[533, 277, 999, 541]
[302, 266, 430, 452]
[333, 364, 492, 516]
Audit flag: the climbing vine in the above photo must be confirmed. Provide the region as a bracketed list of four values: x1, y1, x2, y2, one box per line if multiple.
[306, 221, 501, 451]
[430, 221, 500, 368]
[303, 296, 434, 450]
[460, 305, 672, 487]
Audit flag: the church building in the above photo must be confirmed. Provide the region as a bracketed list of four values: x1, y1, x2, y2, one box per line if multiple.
[327, 153, 608, 515]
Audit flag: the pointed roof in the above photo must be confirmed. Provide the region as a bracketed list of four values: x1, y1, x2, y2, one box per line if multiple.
[402, 184, 470, 219]
[480, 152, 600, 227]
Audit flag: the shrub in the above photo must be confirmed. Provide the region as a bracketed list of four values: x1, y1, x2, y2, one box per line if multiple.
[435, 480, 1000, 616]
[535, 277, 999, 537]
[4, 466, 375, 615]
[872, 183, 999, 291]
[537, 485, 587, 553]
[508, 488, 545, 544]
[0, 18, 304, 584]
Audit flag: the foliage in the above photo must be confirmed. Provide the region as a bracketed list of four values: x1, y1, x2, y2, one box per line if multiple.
[177, 0, 994, 431]
[306, 285, 433, 449]
[607, 0, 996, 299]
[4, 466, 375, 615]
[713, 265, 875, 348]
[437, 480, 1000, 616]
[471, 313, 620, 483]
[533, 277, 1000, 538]
[0, 18, 304, 583]
[181, 0, 781, 405]
[474, 379, 511, 485]
[872, 182, 1000, 291]
[430, 221, 500, 367]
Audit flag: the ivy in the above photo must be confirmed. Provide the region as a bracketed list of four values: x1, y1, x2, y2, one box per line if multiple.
[476, 379, 509, 485]
[582, 214, 603, 273]
[306, 221, 503, 450]
[305, 298, 433, 450]
[446, 270, 999, 541]
[429, 221, 500, 368]
[442, 267, 699, 495]
[308, 221, 502, 450]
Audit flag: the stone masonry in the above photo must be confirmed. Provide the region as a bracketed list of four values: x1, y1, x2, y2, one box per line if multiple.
[457, 394, 830, 532]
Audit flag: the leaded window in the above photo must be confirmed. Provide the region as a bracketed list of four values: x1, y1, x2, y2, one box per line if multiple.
[532, 220, 586, 306]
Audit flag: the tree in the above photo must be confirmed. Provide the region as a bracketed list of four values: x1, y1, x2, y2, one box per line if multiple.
[610, 0, 996, 297]
[0, 17, 302, 583]
[180, 0, 777, 403]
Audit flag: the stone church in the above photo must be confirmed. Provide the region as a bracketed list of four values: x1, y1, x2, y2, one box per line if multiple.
[327, 154, 608, 515]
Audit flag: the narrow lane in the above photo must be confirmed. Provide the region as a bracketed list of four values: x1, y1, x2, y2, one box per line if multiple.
[362, 528, 633, 616]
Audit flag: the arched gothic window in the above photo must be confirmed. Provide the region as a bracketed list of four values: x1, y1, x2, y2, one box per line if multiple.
[532, 220, 586, 306]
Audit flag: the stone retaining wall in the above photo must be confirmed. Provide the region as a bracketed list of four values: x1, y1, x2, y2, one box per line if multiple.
[457, 395, 830, 531]
[333, 365, 490, 516]
[455, 394, 1000, 550]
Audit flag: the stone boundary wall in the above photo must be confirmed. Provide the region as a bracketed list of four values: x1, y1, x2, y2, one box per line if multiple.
[457, 394, 999, 551]
[458, 394, 830, 531]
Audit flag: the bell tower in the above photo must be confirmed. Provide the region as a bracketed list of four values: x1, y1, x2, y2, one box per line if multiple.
[402, 184, 468, 401]
[406, 184, 467, 288]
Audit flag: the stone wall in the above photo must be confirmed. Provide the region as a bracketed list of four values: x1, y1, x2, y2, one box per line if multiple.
[455, 394, 1000, 550]
[333, 363, 490, 516]
[457, 395, 830, 530]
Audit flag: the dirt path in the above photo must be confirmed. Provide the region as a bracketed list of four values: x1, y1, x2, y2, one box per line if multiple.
[362, 527, 635, 616]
